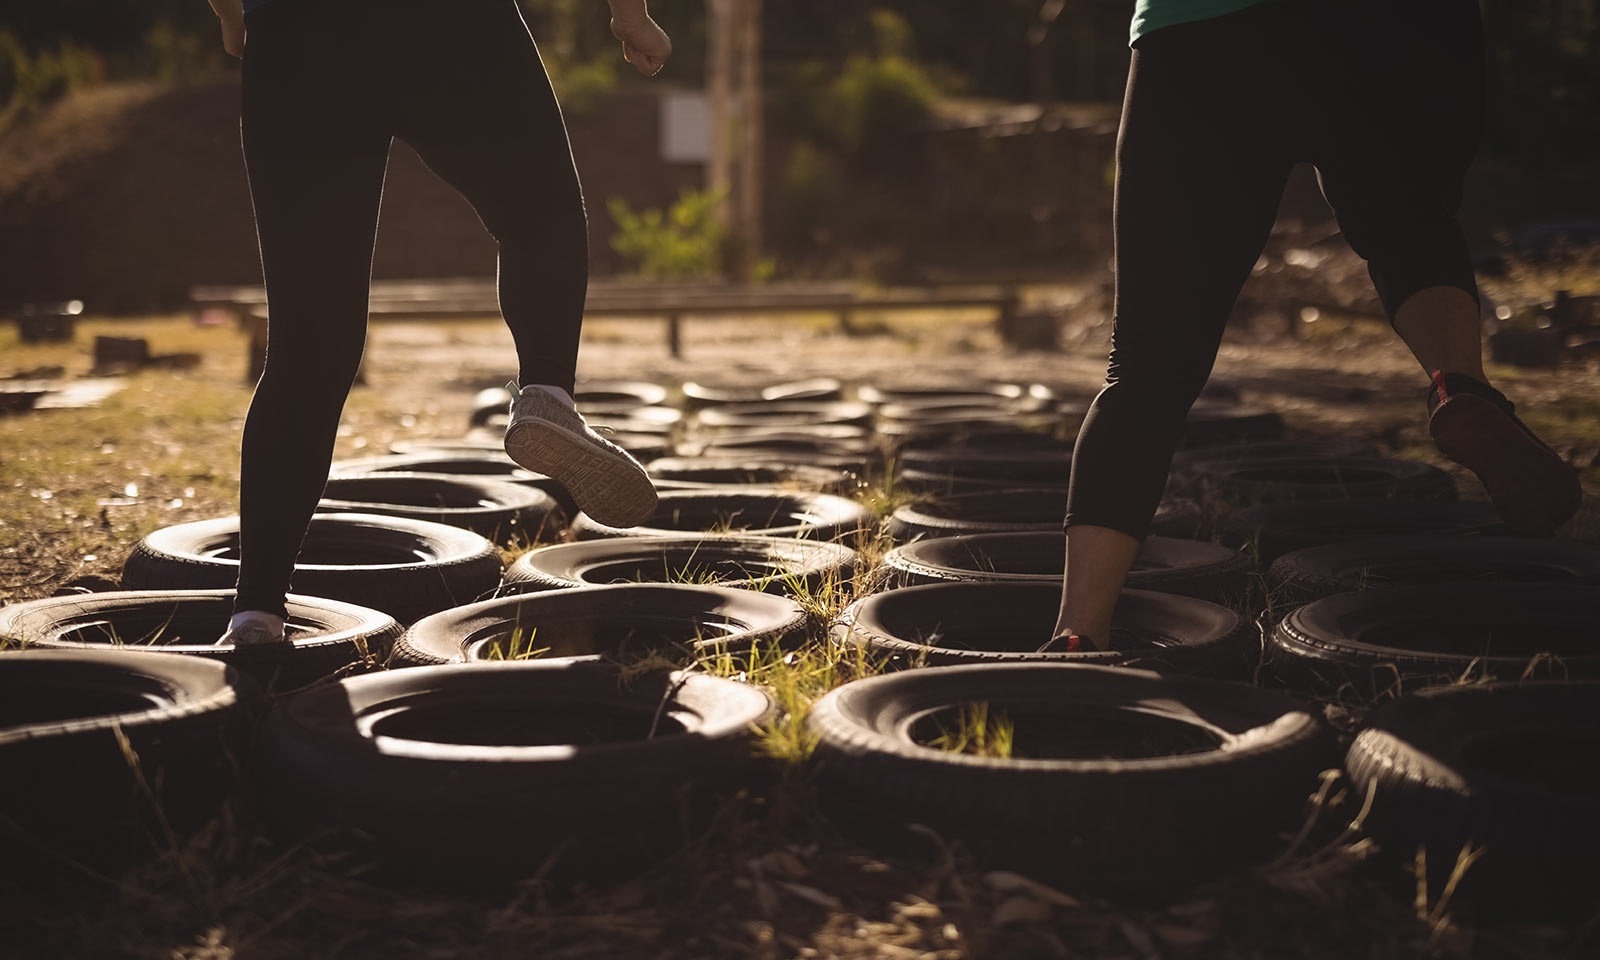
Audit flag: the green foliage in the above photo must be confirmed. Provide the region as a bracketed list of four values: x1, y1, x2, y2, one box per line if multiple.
[824, 54, 938, 158]
[607, 189, 727, 279]
[0, 29, 102, 112]
[140, 18, 221, 84]
[547, 56, 618, 116]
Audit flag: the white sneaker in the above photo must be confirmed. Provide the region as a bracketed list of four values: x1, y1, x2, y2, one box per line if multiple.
[502, 380, 659, 528]
[219, 610, 287, 646]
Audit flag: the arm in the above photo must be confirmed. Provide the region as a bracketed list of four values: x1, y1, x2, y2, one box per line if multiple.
[206, 0, 246, 59]
[608, 0, 672, 76]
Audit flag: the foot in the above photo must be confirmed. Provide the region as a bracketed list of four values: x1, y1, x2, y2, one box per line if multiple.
[502, 381, 659, 528]
[1036, 634, 1091, 654]
[1426, 371, 1582, 534]
[219, 610, 287, 646]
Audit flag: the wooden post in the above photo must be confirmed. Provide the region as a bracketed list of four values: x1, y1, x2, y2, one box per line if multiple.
[736, 0, 764, 277]
[667, 311, 683, 358]
[706, 0, 735, 230]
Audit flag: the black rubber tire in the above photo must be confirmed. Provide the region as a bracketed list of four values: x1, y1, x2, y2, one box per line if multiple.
[642, 457, 857, 494]
[1216, 499, 1506, 564]
[684, 422, 875, 448]
[808, 663, 1333, 894]
[1266, 535, 1600, 610]
[1268, 583, 1600, 697]
[695, 401, 874, 430]
[573, 380, 669, 407]
[834, 582, 1254, 678]
[1195, 455, 1458, 507]
[877, 532, 1251, 604]
[502, 535, 857, 597]
[1345, 681, 1600, 918]
[0, 589, 401, 688]
[400, 433, 671, 462]
[877, 413, 1062, 448]
[886, 488, 1069, 541]
[391, 582, 810, 666]
[0, 650, 252, 868]
[681, 378, 843, 407]
[572, 489, 875, 543]
[886, 489, 1200, 539]
[1170, 439, 1379, 473]
[120, 513, 505, 626]
[897, 445, 1072, 484]
[331, 451, 573, 513]
[893, 470, 1066, 497]
[1178, 403, 1287, 448]
[316, 472, 560, 542]
[695, 446, 877, 479]
[577, 403, 684, 427]
[858, 383, 1028, 405]
[468, 385, 512, 427]
[257, 661, 772, 883]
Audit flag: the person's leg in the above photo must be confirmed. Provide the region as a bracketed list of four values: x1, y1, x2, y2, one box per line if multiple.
[1054, 10, 1296, 648]
[372, 1, 656, 529]
[230, 0, 392, 626]
[379, 1, 587, 394]
[1311, 0, 1581, 532]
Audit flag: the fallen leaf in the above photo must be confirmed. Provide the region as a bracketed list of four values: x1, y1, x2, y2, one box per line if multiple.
[983, 871, 1082, 908]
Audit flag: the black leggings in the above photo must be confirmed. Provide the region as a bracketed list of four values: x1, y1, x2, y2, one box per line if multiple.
[233, 0, 587, 618]
[1065, 0, 1484, 540]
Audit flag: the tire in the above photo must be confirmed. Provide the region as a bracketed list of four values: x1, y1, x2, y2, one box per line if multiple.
[887, 489, 1200, 539]
[1268, 583, 1600, 697]
[833, 582, 1254, 678]
[694, 444, 877, 479]
[808, 663, 1333, 893]
[1168, 439, 1380, 493]
[897, 445, 1072, 484]
[887, 488, 1069, 541]
[1178, 403, 1287, 448]
[643, 457, 858, 495]
[577, 403, 684, 427]
[258, 661, 772, 882]
[468, 386, 512, 427]
[1195, 456, 1458, 507]
[695, 401, 874, 431]
[572, 489, 875, 543]
[573, 380, 669, 407]
[877, 532, 1251, 605]
[316, 472, 560, 542]
[1216, 499, 1506, 564]
[390, 582, 810, 666]
[331, 451, 572, 513]
[1266, 535, 1600, 610]
[502, 535, 856, 597]
[0, 650, 252, 867]
[1345, 681, 1600, 918]
[877, 413, 1062, 448]
[121, 513, 505, 625]
[0, 589, 401, 688]
[682, 378, 843, 407]
[893, 470, 1067, 497]
[858, 383, 1028, 405]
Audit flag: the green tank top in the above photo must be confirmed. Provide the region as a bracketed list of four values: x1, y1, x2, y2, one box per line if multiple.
[1129, 0, 1271, 45]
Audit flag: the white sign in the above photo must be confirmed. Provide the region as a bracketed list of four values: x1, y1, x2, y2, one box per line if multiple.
[660, 91, 711, 163]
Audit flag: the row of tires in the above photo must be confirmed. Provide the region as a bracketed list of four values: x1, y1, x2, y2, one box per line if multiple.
[7, 645, 1592, 911]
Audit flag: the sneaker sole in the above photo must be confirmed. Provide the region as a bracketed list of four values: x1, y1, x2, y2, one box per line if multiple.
[1429, 394, 1582, 534]
[505, 418, 659, 529]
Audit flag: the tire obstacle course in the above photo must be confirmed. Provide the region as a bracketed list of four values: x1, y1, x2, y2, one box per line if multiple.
[3, 376, 1595, 917]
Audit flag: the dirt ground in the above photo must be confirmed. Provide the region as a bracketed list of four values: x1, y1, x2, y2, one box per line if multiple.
[3, 307, 1600, 959]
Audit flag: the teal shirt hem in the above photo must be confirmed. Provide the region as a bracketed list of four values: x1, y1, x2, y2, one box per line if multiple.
[1130, 0, 1271, 45]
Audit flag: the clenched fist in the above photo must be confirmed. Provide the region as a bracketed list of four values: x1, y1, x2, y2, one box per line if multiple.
[610, 11, 672, 76]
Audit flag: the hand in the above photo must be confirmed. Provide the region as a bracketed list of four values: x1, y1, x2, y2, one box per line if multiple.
[610, 13, 671, 76]
[219, 17, 245, 59]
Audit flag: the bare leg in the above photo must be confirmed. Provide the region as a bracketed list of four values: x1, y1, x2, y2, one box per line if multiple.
[1050, 524, 1142, 649]
[1392, 285, 1487, 381]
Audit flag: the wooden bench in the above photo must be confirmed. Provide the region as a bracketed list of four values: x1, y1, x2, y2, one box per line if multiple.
[194, 279, 1020, 375]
